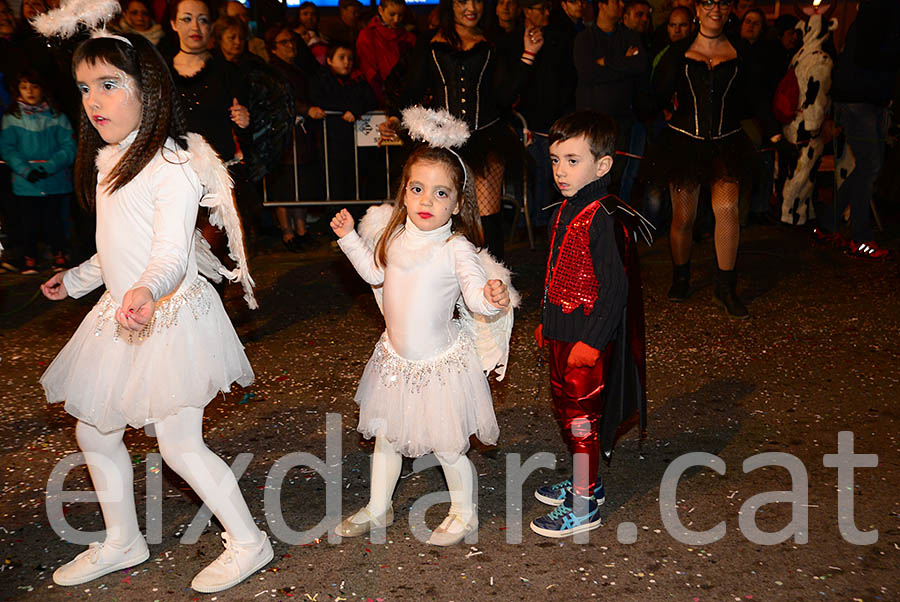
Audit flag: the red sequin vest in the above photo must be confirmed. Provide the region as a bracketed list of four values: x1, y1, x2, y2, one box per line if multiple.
[544, 197, 609, 315]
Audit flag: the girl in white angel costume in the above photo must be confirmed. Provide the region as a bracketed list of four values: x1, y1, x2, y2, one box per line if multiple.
[330, 107, 518, 546]
[35, 13, 272, 593]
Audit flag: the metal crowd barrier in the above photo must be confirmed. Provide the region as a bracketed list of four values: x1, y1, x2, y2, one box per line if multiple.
[503, 110, 534, 250]
[261, 110, 394, 207]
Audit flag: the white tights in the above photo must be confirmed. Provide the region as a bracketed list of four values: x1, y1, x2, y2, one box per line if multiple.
[75, 407, 260, 547]
[365, 436, 475, 521]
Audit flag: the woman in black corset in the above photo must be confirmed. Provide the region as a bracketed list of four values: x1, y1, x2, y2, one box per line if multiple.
[167, 0, 253, 252]
[378, 0, 544, 259]
[648, 0, 778, 318]
[168, 0, 250, 162]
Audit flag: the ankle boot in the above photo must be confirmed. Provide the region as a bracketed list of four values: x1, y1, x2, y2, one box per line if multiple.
[714, 267, 749, 319]
[667, 261, 691, 301]
[480, 213, 504, 260]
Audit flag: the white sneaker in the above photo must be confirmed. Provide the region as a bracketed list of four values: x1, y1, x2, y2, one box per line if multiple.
[191, 531, 274, 593]
[52, 534, 150, 586]
[426, 512, 478, 546]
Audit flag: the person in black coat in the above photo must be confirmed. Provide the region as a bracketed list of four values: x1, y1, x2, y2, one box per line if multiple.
[513, 0, 576, 227]
[812, 0, 900, 260]
[267, 23, 325, 249]
[310, 42, 377, 203]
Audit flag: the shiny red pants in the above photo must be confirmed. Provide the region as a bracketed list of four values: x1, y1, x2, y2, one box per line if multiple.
[547, 337, 615, 498]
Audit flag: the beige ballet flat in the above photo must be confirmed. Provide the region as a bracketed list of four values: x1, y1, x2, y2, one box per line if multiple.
[334, 505, 394, 537]
[426, 512, 478, 547]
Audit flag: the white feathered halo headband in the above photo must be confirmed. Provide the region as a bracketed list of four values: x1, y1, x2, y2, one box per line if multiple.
[401, 107, 473, 190]
[31, 0, 130, 45]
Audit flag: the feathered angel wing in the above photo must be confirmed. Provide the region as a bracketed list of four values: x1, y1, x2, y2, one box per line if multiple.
[356, 203, 394, 315]
[186, 133, 258, 309]
[457, 250, 520, 381]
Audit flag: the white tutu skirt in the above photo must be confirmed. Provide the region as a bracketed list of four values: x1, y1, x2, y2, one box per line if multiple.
[355, 324, 499, 459]
[41, 277, 253, 434]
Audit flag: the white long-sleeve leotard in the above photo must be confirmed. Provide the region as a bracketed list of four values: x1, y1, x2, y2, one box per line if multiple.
[338, 218, 499, 360]
[63, 132, 202, 303]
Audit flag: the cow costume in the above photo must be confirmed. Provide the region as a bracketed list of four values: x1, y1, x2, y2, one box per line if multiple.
[780, 2, 839, 225]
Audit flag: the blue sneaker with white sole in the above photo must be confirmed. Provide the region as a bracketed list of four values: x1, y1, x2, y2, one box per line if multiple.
[530, 490, 602, 538]
[534, 477, 605, 506]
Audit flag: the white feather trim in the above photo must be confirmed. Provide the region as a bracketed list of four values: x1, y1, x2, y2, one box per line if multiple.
[92, 135, 256, 308]
[194, 231, 224, 284]
[94, 144, 118, 175]
[402, 107, 470, 149]
[32, 0, 121, 38]
[186, 133, 257, 309]
[357, 203, 395, 314]
[357, 203, 395, 251]
[458, 250, 518, 381]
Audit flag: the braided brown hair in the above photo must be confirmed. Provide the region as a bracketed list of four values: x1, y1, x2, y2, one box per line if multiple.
[72, 33, 188, 209]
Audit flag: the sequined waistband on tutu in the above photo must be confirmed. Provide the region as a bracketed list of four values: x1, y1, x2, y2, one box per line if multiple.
[93, 278, 213, 342]
[371, 325, 475, 393]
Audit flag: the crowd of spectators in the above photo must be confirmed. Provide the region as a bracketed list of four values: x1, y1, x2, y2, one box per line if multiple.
[0, 0, 897, 273]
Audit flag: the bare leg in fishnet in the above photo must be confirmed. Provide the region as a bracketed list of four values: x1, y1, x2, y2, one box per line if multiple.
[475, 158, 505, 258]
[475, 159, 504, 215]
[709, 179, 740, 270]
[669, 183, 699, 265]
[710, 178, 748, 317]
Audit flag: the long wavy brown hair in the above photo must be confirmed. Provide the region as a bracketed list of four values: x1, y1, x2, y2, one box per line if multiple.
[72, 33, 188, 209]
[374, 145, 483, 267]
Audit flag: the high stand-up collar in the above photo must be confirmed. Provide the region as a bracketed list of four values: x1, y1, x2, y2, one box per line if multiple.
[567, 173, 611, 208]
[117, 128, 139, 150]
[404, 215, 453, 242]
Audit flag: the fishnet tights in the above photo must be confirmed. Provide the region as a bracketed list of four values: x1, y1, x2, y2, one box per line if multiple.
[475, 158, 504, 216]
[669, 179, 740, 270]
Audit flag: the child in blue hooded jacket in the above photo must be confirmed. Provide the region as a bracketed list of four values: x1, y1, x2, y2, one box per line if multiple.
[0, 70, 76, 273]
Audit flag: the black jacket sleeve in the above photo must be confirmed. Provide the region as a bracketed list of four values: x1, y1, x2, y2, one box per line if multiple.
[650, 37, 686, 114]
[388, 42, 433, 118]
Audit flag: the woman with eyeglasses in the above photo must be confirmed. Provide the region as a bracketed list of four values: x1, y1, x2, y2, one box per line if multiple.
[266, 24, 325, 250]
[646, 0, 778, 319]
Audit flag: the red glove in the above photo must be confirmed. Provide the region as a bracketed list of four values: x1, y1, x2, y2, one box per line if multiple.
[534, 324, 543, 348]
[567, 341, 600, 369]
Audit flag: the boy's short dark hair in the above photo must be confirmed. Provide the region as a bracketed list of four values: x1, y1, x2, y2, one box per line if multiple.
[625, 0, 651, 10]
[325, 41, 354, 60]
[298, 1, 317, 10]
[548, 110, 617, 161]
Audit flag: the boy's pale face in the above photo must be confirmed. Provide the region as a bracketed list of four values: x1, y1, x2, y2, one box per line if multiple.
[327, 48, 354, 76]
[549, 136, 611, 198]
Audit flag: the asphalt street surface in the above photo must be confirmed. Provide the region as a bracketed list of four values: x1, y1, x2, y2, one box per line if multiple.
[1, 218, 898, 601]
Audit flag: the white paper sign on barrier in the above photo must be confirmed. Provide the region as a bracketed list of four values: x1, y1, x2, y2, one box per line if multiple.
[356, 113, 386, 147]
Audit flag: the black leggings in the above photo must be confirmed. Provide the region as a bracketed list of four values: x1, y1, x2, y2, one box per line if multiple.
[10, 193, 67, 258]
